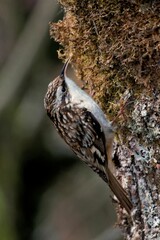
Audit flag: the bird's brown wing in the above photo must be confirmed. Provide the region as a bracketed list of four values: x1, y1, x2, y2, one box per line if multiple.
[51, 106, 132, 213]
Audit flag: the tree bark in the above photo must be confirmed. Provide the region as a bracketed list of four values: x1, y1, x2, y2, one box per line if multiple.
[50, 0, 160, 239]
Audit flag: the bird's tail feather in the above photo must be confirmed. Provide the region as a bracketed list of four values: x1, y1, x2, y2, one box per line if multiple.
[107, 168, 132, 214]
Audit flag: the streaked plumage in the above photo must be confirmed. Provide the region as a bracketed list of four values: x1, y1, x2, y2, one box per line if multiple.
[44, 60, 132, 213]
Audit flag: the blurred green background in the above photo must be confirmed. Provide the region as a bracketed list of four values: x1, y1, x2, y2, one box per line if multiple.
[0, 0, 122, 239]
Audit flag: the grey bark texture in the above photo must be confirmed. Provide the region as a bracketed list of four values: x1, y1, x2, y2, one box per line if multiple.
[50, 0, 160, 239]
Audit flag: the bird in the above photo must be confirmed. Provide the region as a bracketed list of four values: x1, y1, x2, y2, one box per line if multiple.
[44, 59, 132, 214]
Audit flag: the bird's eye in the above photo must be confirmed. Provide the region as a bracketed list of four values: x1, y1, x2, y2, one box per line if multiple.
[62, 85, 66, 92]
[62, 83, 66, 92]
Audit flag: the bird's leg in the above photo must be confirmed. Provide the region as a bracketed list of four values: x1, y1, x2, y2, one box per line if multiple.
[111, 92, 133, 127]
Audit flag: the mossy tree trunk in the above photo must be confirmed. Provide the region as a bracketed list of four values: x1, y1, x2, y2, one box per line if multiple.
[50, 0, 160, 239]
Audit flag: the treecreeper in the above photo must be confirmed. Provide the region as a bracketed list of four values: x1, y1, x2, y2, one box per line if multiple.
[44, 59, 133, 214]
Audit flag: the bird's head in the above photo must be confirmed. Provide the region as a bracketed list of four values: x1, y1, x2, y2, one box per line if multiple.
[44, 59, 70, 113]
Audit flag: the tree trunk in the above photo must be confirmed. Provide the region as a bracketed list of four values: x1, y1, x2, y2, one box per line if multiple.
[50, 0, 160, 239]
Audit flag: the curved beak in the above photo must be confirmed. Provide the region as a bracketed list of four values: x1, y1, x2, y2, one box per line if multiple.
[60, 58, 70, 78]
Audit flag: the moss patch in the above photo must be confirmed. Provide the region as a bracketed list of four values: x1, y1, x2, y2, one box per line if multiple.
[50, 0, 160, 120]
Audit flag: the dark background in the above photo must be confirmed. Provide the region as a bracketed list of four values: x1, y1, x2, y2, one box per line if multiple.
[0, 1, 121, 239]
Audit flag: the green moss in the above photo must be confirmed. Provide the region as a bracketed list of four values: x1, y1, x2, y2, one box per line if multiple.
[50, 0, 160, 128]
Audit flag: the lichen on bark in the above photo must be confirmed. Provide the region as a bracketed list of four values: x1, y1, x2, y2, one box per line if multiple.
[50, 0, 160, 239]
